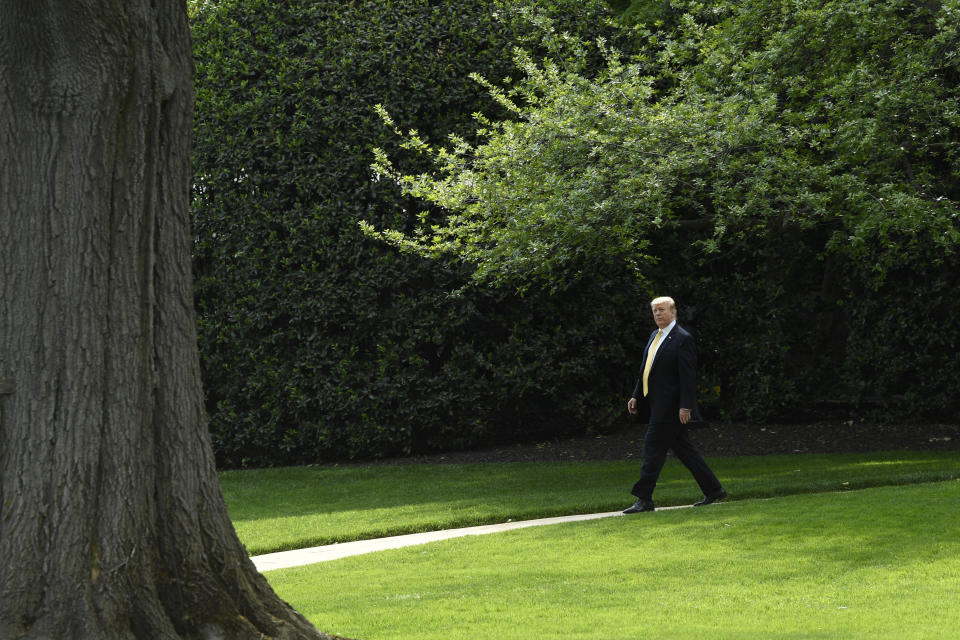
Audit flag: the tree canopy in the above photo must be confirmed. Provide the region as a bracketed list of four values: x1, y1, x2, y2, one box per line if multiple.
[367, 0, 960, 420]
[369, 0, 960, 288]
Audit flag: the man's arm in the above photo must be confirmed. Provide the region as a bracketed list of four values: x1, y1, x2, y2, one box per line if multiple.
[677, 333, 697, 422]
[627, 342, 648, 415]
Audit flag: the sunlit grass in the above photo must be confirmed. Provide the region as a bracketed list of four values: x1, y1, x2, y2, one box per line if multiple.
[266, 480, 960, 640]
[221, 450, 960, 555]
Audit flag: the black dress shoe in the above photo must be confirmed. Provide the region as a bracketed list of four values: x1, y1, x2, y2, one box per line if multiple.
[623, 499, 655, 514]
[693, 489, 727, 507]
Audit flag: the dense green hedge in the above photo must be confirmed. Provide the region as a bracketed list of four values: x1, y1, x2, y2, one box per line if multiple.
[621, 0, 960, 423]
[191, 0, 960, 469]
[644, 0, 960, 423]
[190, 0, 643, 467]
[365, 0, 960, 426]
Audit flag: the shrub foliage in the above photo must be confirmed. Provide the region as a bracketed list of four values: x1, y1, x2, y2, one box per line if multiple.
[193, 0, 960, 468]
[190, 0, 640, 467]
[368, 0, 960, 424]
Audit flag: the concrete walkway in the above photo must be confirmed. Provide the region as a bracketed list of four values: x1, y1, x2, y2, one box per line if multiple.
[251, 504, 693, 572]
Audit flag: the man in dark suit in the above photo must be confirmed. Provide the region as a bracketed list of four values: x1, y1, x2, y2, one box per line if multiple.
[623, 296, 726, 514]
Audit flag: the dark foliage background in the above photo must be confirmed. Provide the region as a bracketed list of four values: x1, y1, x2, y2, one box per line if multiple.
[190, 0, 643, 467]
[366, 0, 960, 429]
[192, 0, 960, 468]
[631, 0, 960, 424]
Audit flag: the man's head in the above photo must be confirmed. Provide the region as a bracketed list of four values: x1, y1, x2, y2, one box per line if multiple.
[650, 296, 677, 329]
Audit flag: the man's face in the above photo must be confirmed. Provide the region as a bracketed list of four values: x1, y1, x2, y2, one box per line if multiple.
[651, 301, 676, 329]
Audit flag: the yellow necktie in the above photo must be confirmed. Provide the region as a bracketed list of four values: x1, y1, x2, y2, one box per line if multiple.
[642, 329, 663, 397]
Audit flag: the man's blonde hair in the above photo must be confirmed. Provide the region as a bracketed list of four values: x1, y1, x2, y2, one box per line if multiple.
[650, 296, 676, 310]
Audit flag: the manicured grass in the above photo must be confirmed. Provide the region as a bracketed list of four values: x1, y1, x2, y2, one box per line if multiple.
[221, 450, 960, 555]
[266, 480, 960, 640]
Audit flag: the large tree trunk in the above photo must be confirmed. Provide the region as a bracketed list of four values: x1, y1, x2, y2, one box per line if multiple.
[0, 2, 338, 638]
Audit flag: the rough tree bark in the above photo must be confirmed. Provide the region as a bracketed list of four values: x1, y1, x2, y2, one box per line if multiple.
[0, 1, 341, 638]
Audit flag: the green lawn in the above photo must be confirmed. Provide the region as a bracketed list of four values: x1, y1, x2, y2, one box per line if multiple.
[265, 480, 960, 640]
[221, 450, 960, 555]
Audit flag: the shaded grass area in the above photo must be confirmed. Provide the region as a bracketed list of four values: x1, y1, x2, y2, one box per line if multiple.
[266, 480, 960, 640]
[221, 450, 960, 555]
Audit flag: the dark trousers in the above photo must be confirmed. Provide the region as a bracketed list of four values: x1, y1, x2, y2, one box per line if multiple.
[631, 421, 722, 501]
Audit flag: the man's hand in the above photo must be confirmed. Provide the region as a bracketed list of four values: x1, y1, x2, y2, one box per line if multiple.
[679, 408, 691, 424]
[627, 397, 638, 415]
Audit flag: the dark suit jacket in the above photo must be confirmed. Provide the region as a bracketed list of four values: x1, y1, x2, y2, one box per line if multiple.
[631, 324, 698, 424]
